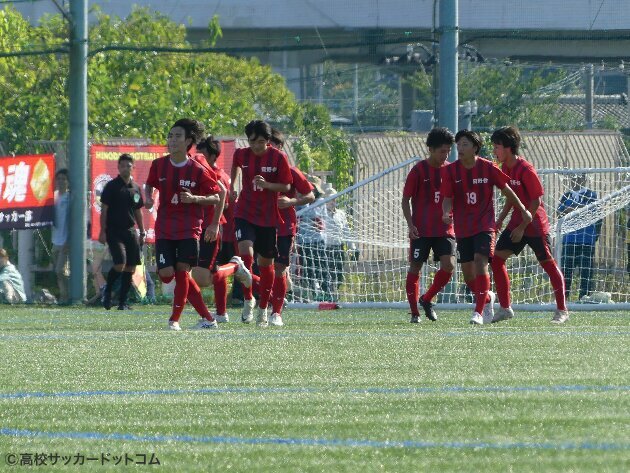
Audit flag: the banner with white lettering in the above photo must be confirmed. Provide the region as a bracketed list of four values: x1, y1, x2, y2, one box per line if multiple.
[0, 154, 55, 229]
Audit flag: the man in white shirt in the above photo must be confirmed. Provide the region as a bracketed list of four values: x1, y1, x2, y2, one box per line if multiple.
[52, 169, 70, 304]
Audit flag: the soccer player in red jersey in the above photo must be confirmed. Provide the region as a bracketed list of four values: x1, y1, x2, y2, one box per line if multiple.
[230, 120, 292, 327]
[191, 136, 252, 323]
[441, 129, 532, 325]
[269, 129, 315, 326]
[144, 118, 225, 331]
[402, 127, 456, 323]
[490, 126, 569, 324]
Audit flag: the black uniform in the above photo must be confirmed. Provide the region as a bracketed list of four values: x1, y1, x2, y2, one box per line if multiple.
[100, 176, 144, 266]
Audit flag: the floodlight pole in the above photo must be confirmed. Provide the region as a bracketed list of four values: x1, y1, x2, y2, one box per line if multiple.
[439, 0, 459, 162]
[68, 0, 88, 303]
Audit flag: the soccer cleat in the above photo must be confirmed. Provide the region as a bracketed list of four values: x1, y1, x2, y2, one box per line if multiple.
[419, 296, 437, 321]
[269, 313, 284, 327]
[117, 304, 132, 310]
[492, 306, 514, 323]
[482, 290, 495, 324]
[256, 306, 269, 327]
[409, 314, 421, 324]
[168, 320, 182, 331]
[215, 313, 229, 323]
[102, 289, 112, 310]
[551, 309, 570, 324]
[193, 319, 218, 330]
[469, 312, 484, 325]
[241, 298, 255, 323]
[230, 256, 253, 288]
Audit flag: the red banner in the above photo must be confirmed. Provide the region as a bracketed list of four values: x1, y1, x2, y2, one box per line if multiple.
[90, 141, 237, 243]
[0, 154, 55, 230]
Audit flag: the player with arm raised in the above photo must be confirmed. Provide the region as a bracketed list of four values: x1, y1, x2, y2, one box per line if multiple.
[402, 127, 456, 323]
[144, 118, 222, 331]
[441, 130, 532, 325]
[490, 126, 568, 324]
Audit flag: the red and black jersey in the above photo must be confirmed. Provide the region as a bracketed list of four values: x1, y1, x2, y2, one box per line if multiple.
[441, 157, 509, 238]
[146, 155, 220, 240]
[190, 154, 228, 228]
[278, 167, 314, 237]
[402, 159, 454, 237]
[502, 157, 550, 237]
[232, 146, 292, 227]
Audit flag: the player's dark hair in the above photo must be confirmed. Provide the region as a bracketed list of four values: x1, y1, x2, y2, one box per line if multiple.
[172, 118, 205, 150]
[270, 128, 285, 148]
[491, 126, 521, 154]
[197, 135, 221, 158]
[244, 120, 272, 141]
[118, 153, 134, 164]
[455, 129, 483, 154]
[426, 127, 455, 149]
[55, 168, 68, 178]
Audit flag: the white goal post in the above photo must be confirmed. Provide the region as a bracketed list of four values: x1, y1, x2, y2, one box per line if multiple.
[289, 160, 630, 311]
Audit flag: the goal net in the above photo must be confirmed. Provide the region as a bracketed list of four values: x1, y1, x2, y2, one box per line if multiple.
[289, 161, 630, 310]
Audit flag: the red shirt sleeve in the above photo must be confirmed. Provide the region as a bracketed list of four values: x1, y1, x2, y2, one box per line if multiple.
[197, 165, 220, 196]
[490, 163, 510, 189]
[402, 165, 419, 198]
[440, 163, 454, 198]
[291, 167, 313, 195]
[232, 148, 244, 172]
[146, 159, 159, 189]
[522, 164, 544, 200]
[275, 151, 293, 185]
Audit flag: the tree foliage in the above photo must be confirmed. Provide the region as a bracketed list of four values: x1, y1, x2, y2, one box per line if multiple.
[0, 6, 354, 186]
[407, 62, 583, 130]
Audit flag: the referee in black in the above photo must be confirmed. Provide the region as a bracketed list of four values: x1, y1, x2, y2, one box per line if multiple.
[99, 153, 146, 310]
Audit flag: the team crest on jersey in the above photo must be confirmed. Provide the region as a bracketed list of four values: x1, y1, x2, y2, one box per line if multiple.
[133, 193, 140, 203]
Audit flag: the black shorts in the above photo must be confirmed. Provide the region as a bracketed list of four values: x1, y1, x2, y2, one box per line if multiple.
[198, 233, 222, 270]
[496, 230, 554, 262]
[106, 229, 141, 266]
[155, 238, 199, 270]
[409, 236, 456, 263]
[456, 232, 495, 263]
[276, 235, 295, 266]
[217, 240, 237, 266]
[234, 218, 278, 259]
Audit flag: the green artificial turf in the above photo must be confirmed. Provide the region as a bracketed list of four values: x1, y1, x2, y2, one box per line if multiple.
[0, 305, 628, 472]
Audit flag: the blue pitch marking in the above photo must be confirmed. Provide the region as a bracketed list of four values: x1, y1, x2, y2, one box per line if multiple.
[0, 427, 627, 451]
[1, 384, 628, 400]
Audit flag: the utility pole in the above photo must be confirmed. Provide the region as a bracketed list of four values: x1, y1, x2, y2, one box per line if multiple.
[439, 0, 459, 161]
[585, 64, 594, 129]
[68, 0, 88, 303]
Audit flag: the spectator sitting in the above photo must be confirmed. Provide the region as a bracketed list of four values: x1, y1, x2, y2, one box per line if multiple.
[0, 248, 27, 304]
